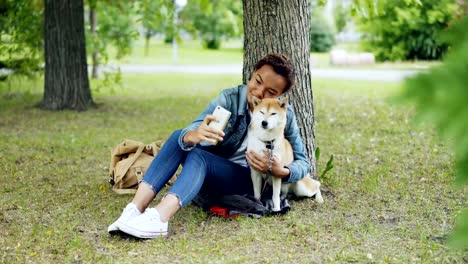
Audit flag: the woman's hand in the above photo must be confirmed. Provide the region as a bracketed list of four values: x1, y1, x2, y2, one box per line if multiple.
[246, 150, 290, 178]
[183, 115, 225, 145]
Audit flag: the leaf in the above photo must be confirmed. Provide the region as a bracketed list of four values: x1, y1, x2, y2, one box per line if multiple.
[320, 155, 334, 179]
[315, 147, 321, 161]
[398, 17, 468, 250]
[99, 184, 106, 194]
[448, 209, 468, 249]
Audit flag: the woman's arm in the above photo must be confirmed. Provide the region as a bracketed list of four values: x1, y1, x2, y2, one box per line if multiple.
[178, 93, 229, 151]
[283, 107, 311, 182]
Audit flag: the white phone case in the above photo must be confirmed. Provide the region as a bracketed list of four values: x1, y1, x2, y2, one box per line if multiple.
[207, 105, 231, 145]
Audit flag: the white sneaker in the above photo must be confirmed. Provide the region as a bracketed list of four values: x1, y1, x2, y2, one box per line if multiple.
[117, 208, 168, 238]
[107, 203, 141, 233]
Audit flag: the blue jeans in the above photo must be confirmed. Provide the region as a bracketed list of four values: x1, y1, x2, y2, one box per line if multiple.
[141, 129, 253, 207]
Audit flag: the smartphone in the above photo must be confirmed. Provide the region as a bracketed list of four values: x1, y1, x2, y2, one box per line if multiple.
[207, 105, 231, 145]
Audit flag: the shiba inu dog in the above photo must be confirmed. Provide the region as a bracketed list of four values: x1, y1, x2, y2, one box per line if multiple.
[247, 96, 324, 212]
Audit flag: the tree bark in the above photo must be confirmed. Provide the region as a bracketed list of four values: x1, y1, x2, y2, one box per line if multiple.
[40, 0, 93, 111]
[243, 0, 317, 178]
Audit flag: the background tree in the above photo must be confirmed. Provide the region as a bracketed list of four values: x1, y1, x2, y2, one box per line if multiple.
[138, 0, 172, 56]
[88, 0, 99, 78]
[0, 0, 43, 79]
[351, 0, 460, 61]
[40, 0, 93, 111]
[94, 2, 138, 62]
[84, 1, 139, 89]
[243, 0, 317, 177]
[310, 7, 336, 52]
[333, 0, 350, 33]
[180, 0, 242, 49]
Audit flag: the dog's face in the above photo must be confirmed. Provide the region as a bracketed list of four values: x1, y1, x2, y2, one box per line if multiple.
[251, 96, 288, 133]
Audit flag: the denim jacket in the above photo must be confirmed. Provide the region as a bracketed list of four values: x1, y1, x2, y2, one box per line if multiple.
[178, 85, 311, 183]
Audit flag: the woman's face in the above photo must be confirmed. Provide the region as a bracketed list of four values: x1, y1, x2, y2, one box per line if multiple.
[247, 65, 287, 111]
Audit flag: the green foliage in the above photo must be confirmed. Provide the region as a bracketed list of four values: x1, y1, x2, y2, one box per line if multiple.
[352, 0, 460, 61]
[310, 9, 336, 52]
[180, 0, 242, 50]
[0, 0, 140, 85]
[315, 147, 335, 183]
[320, 155, 334, 178]
[399, 17, 468, 249]
[93, 2, 139, 61]
[0, 0, 43, 79]
[91, 71, 123, 95]
[85, 1, 140, 91]
[138, 0, 172, 37]
[450, 209, 468, 249]
[333, 0, 350, 33]
[136, 0, 174, 50]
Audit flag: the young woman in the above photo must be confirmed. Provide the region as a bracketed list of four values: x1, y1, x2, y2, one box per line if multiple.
[108, 53, 310, 238]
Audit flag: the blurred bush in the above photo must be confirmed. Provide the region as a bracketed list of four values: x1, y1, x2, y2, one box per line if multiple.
[310, 9, 336, 52]
[0, 0, 43, 80]
[352, 0, 460, 61]
[399, 17, 468, 249]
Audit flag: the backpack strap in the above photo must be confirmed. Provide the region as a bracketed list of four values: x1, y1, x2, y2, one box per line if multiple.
[120, 144, 145, 176]
[112, 186, 138, 194]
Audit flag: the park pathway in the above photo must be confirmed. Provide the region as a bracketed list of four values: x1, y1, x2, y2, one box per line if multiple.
[108, 64, 420, 82]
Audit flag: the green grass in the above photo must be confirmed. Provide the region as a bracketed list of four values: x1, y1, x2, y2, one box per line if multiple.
[0, 75, 466, 263]
[105, 38, 440, 70]
[108, 39, 243, 65]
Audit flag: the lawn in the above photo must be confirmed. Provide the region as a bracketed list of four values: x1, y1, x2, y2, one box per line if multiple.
[0, 74, 466, 263]
[106, 38, 440, 70]
[107, 38, 244, 66]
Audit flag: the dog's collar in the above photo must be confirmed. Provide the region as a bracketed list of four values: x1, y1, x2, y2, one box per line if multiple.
[262, 139, 275, 150]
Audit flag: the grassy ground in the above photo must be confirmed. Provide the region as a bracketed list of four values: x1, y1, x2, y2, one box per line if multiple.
[108, 39, 244, 65]
[0, 75, 466, 263]
[107, 38, 440, 70]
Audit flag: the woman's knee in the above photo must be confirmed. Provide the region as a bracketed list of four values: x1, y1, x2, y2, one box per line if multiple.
[169, 129, 183, 141]
[186, 148, 210, 163]
[162, 129, 183, 149]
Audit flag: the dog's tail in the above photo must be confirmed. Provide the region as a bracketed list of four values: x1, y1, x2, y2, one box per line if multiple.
[293, 176, 324, 204]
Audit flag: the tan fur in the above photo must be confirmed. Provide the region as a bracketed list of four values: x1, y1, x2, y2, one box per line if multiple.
[248, 97, 324, 211]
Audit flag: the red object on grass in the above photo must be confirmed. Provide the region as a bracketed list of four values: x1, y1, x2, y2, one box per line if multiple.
[210, 206, 229, 216]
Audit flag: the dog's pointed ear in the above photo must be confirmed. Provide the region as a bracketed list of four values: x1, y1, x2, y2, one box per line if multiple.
[278, 96, 288, 108]
[252, 96, 261, 107]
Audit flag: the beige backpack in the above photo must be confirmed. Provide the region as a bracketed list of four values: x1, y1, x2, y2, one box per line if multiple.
[109, 139, 161, 194]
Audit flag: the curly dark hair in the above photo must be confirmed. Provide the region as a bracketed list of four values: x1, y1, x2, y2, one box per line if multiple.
[253, 53, 296, 93]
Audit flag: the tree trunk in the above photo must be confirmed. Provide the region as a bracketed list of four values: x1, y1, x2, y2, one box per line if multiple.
[90, 5, 99, 79]
[243, 0, 317, 178]
[144, 30, 151, 57]
[40, 0, 93, 111]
